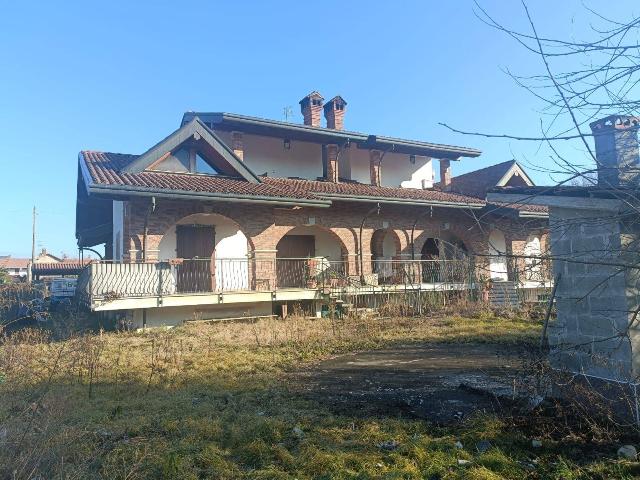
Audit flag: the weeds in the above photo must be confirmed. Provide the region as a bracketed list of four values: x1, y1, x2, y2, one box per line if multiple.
[0, 315, 637, 479]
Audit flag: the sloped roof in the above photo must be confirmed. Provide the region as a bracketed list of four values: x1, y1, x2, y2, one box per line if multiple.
[439, 160, 534, 199]
[80, 151, 485, 208]
[181, 112, 482, 160]
[123, 118, 261, 183]
[0, 257, 29, 269]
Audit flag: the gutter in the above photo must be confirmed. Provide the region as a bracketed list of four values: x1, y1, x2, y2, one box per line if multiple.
[190, 112, 482, 159]
[88, 183, 332, 208]
[318, 193, 485, 209]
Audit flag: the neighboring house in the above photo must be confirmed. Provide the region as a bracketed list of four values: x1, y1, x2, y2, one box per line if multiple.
[76, 92, 549, 327]
[489, 114, 640, 389]
[0, 257, 30, 280]
[0, 250, 88, 282]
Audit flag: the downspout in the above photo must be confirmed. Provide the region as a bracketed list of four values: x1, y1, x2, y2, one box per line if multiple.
[410, 206, 433, 260]
[142, 197, 157, 262]
[359, 203, 381, 285]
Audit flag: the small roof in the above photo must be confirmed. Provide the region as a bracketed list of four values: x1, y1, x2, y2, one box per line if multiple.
[124, 118, 261, 183]
[0, 257, 30, 269]
[438, 160, 534, 198]
[32, 262, 89, 276]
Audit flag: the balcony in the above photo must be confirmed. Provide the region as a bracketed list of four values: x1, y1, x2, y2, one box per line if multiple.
[76, 258, 487, 311]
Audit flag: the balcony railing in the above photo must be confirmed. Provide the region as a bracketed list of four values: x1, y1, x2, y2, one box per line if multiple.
[76, 256, 551, 307]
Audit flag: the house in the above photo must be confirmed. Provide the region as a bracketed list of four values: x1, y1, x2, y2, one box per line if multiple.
[0, 257, 30, 280]
[0, 249, 68, 281]
[1, 249, 90, 284]
[489, 114, 640, 387]
[75, 92, 549, 327]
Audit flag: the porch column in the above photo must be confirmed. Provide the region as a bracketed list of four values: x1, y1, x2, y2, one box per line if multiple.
[326, 144, 339, 182]
[369, 150, 382, 186]
[250, 249, 278, 291]
[439, 159, 451, 190]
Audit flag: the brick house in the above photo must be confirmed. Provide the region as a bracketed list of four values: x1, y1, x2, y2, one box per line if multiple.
[76, 92, 549, 327]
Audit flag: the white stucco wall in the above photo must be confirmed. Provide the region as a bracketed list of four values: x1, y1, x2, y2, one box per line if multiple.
[217, 131, 323, 180]
[282, 226, 343, 261]
[131, 302, 273, 328]
[157, 213, 249, 290]
[488, 229, 508, 281]
[158, 213, 248, 260]
[112, 201, 124, 261]
[348, 149, 433, 188]
[215, 131, 433, 188]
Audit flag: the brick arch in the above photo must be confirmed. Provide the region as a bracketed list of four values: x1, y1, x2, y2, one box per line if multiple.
[270, 225, 350, 260]
[157, 212, 255, 259]
[125, 198, 265, 261]
[412, 219, 486, 258]
[370, 228, 402, 260]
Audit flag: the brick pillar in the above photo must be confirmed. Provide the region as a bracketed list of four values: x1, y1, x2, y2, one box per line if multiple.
[440, 159, 451, 190]
[251, 250, 278, 291]
[369, 150, 382, 186]
[326, 144, 339, 182]
[231, 131, 244, 161]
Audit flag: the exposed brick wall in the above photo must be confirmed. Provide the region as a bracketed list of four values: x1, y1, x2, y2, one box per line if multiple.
[121, 198, 546, 282]
[369, 150, 382, 186]
[326, 145, 339, 183]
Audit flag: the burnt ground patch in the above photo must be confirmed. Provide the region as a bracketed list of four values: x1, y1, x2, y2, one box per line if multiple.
[291, 342, 529, 424]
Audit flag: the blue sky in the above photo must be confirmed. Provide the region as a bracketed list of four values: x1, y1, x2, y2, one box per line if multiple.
[0, 0, 637, 257]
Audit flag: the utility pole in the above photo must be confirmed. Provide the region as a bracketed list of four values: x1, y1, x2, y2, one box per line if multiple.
[28, 206, 36, 284]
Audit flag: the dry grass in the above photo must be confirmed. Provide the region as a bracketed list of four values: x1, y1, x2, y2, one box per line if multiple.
[0, 314, 638, 479]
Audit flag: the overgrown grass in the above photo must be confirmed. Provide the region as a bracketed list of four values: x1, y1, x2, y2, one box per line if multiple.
[0, 314, 638, 479]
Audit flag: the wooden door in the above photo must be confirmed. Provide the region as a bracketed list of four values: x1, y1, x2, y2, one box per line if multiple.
[176, 225, 215, 292]
[276, 235, 315, 288]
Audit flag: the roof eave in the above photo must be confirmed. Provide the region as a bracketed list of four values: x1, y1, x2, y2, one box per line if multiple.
[87, 183, 332, 208]
[318, 192, 484, 209]
[187, 112, 481, 159]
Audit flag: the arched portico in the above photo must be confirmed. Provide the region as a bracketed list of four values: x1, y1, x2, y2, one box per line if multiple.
[157, 213, 252, 292]
[370, 228, 402, 283]
[274, 225, 349, 288]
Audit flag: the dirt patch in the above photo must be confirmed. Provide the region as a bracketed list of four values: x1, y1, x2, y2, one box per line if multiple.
[292, 342, 530, 424]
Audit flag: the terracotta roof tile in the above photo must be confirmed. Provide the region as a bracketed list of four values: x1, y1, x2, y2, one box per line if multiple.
[0, 258, 30, 269]
[438, 160, 522, 199]
[81, 151, 486, 206]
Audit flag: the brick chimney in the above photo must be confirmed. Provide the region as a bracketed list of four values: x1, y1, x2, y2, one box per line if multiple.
[324, 96, 347, 130]
[590, 115, 640, 188]
[299, 91, 324, 127]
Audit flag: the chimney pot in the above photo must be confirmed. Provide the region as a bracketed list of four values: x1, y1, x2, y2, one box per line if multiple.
[324, 96, 347, 130]
[590, 115, 640, 188]
[299, 91, 324, 127]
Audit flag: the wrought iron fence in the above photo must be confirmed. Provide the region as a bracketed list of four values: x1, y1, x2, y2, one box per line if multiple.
[77, 256, 550, 307]
[372, 259, 474, 285]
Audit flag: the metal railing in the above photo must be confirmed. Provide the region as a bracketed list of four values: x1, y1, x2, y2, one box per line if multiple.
[372, 259, 473, 285]
[76, 256, 550, 307]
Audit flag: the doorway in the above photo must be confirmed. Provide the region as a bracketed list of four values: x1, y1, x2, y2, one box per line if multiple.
[176, 225, 215, 292]
[276, 235, 315, 288]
